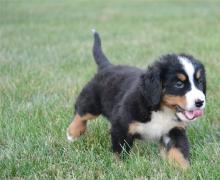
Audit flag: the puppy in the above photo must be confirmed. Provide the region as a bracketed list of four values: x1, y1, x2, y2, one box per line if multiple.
[67, 30, 206, 169]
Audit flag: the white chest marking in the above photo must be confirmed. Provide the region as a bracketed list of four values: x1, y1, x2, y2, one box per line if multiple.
[130, 107, 185, 140]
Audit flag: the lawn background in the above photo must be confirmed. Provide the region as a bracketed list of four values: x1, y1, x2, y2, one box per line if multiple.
[0, 0, 220, 179]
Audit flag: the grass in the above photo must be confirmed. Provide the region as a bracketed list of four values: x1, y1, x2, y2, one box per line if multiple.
[1, 0, 220, 179]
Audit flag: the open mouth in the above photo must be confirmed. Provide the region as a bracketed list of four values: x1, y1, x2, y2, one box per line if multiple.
[176, 105, 204, 120]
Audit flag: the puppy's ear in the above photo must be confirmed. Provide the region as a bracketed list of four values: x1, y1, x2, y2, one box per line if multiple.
[141, 67, 162, 108]
[201, 66, 206, 96]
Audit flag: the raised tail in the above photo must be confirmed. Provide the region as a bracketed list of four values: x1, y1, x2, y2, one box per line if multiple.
[92, 29, 111, 70]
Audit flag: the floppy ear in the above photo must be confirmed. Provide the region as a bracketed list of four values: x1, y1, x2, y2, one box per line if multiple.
[140, 66, 162, 108]
[201, 66, 206, 96]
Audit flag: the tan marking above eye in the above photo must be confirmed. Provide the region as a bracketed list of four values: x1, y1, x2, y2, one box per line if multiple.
[196, 69, 201, 80]
[177, 73, 187, 81]
[162, 95, 186, 108]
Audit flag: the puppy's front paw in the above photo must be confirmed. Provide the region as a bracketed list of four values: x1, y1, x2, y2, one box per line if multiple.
[167, 147, 190, 170]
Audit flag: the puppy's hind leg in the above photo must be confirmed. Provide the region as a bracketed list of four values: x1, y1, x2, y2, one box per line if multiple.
[67, 113, 97, 142]
[66, 80, 101, 142]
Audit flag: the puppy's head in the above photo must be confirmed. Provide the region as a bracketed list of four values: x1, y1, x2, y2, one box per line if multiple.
[141, 54, 206, 122]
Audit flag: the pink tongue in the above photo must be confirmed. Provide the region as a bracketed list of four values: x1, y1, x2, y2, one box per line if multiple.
[184, 109, 203, 120]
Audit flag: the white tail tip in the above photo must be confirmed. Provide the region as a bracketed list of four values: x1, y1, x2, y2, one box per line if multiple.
[91, 28, 96, 34]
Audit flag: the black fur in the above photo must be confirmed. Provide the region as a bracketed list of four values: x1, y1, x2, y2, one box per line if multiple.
[74, 31, 206, 159]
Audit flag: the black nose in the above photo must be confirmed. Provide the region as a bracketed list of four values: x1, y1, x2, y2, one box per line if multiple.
[195, 99, 204, 108]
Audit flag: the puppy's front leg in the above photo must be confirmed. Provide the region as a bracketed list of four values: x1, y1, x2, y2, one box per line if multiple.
[110, 124, 134, 156]
[161, 127, 190, 169]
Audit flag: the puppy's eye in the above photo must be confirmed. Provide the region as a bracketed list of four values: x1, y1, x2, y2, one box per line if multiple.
[175, 81, 184, 88]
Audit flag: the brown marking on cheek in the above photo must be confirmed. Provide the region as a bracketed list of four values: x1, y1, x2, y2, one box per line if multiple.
[177, 73, 187, 81]
[128, 122, 140, 135]
[167, 148, 189, 169]
[67, 113, 97, 138]
[162, 95, 186, 108]
[196, 69, 201, 80]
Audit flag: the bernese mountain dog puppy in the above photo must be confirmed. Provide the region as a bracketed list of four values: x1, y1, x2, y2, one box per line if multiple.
[67, 30, 206, 169]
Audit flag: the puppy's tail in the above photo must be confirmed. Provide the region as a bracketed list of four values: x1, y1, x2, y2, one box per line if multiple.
[92, 29, 111, 70]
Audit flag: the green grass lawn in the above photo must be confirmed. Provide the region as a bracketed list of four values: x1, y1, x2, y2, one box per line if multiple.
[1, 0, 220, 179]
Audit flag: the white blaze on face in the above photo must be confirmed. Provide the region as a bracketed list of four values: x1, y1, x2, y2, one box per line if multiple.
[178, 56, 206, 111]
